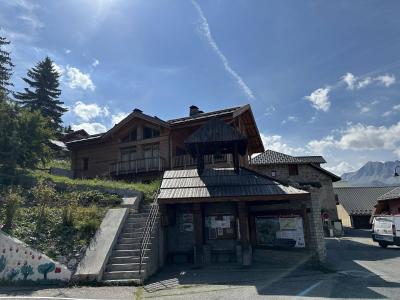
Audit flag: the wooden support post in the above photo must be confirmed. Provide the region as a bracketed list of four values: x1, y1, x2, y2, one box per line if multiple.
[193, 203, 204, 266]
[238, 201, 252, 266]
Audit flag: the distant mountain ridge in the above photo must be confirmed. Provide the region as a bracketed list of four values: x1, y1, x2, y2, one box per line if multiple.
[341, 160, 400, 186]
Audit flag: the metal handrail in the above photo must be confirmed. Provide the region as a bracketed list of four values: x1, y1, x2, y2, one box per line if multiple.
[138, 188, 160, 277]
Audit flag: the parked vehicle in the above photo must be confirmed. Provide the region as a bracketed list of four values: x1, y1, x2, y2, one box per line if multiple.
[372, 215, 400, 248]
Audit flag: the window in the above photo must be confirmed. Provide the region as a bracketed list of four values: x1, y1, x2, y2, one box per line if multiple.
[121, 128, 137, 143]
[288, 164, 299, 176]
[271, 170, 276, 177]
[121, 147, 137, 161]
[144, 143, 159, 158]
[82, 158, 89, 171]
[143, 126, 160, 139]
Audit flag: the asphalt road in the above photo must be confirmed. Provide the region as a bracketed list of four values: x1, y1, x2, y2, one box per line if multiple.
[1, 228, 400, 300]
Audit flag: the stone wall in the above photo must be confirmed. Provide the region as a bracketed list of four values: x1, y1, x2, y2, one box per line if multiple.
[306, 188, 326, 263]
[251, 164, 338, 220]
[0, 231, 71, 283]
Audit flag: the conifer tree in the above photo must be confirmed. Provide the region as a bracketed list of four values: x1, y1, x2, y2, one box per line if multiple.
[0, 36, 15, 96]
[15, 57, 67, 132]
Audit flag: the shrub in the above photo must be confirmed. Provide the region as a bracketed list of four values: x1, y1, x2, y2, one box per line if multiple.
[31, 180, 58, 228]
[76, 219, 99, 240]
[3, 188, 23, 232]
[72, 190, 122, 207]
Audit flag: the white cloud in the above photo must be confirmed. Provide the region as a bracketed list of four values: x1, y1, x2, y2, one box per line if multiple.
[281, 115, 298, 125]
[263, 106, 276, 116]
[260, 133, 306, 156]
[191, 0, 255, 101]
[66, 66, 95, 91]
[53, 63, 65, 76]
[53, 64, 95, 91]
[382, 104, 400, 117]
[65, 49, 71, 54]
[304, 87, 331, 112]
[325, 161, 355, 175]
[357, 77, 372, 89]
[360, 106, 370, 114]
[306, 122, 400, 157]
[111, 112, 129, 125]
[92, 59, 100, 67]
[307, 136, 335, 155]
[376, 74, 396, 87]
[72, 123, 107, 135]
[18, 14, 44, 29]
[341, 73, 356, 90]
[73, 101, 109, 122]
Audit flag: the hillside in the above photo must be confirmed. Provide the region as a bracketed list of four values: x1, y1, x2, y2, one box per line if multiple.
[341, 160, 400, 186]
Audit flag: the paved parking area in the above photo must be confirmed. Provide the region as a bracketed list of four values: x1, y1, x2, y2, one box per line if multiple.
[1, 228, 400, 299]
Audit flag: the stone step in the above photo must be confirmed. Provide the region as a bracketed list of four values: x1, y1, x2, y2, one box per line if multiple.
[127, 213, 149, 218]
[109, 256, 143, 264]
[102, 270, 143, 281]
[125, 220, 147, 226]
[118, 237, 145, 244]
[105, 262, 145, 272]
[115, 243, 141, 250]
[112, 249, 150, 257]
[119, 232, 143, 239]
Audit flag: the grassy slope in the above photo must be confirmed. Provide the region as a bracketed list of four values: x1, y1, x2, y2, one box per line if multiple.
[30, 170, 160, 202]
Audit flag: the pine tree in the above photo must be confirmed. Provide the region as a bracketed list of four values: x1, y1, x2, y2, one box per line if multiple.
[15, 57, 67, 133]
[0, 36, 15, 96]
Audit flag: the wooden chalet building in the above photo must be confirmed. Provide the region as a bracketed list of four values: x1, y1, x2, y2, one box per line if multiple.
[67, 104, 326, 268]
[66, 105, 263, 180]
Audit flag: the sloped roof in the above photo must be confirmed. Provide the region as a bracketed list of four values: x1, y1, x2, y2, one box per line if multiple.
[251, 150, 305, 165]
[377, 187, 400, 201]
[168, 106, 242, 125]
[250, 150, 340, 181]
[334, 186, 397, 215]
[158, 167, 308, 202]
[296, 156, 326, 164]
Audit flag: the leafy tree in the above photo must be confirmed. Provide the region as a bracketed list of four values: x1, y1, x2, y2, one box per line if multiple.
[15, 57, 67, 133]
[0, 97, 54, 178]
[37, 262, 55, 280]
[3, 188, 22, 232]
[0, 36, 14, 96]
[0, 99, 20, 175]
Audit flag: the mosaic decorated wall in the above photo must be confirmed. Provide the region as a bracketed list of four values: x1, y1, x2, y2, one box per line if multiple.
[0, 231, 71, 282]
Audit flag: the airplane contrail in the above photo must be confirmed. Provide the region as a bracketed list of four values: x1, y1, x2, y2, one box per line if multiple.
[191, 0, 256, 101]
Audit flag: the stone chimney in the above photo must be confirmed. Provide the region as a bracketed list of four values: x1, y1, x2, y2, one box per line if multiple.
[189, 105, 200, 117]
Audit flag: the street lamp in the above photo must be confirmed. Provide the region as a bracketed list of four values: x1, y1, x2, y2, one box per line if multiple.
[395, 166, 400, 177]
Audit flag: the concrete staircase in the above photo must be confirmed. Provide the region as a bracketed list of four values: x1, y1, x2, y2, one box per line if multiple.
[102, 203, 154, 283]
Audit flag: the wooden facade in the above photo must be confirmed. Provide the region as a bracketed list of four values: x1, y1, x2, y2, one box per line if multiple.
[66, 105, 264, 179]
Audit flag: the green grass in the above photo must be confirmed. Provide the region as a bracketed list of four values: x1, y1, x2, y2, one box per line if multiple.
[0, 205, 107, 260]
[44, 159, 71, 170]
[30, 169, 160, 202]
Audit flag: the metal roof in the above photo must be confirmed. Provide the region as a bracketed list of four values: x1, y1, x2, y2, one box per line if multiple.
[296, 156, 326, 164]
[377, 187, 400, 201]
[334, 186, 397, 215]
[158, 167, 308, 201]
[167, 106, 242, 125]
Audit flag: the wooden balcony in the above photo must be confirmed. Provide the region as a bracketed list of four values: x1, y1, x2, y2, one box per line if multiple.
[173, 153, 233, 169]
[110, 157, 165, 175]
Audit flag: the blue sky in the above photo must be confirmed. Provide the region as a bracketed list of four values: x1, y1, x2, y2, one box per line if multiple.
[1, 0, 400, 175]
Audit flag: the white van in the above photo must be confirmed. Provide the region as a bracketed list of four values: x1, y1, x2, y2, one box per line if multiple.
[372, 215, 400, 248]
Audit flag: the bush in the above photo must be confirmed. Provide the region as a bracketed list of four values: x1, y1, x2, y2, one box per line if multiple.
[71, 190, 122, 207]
[3, 188, 23, 232]
[31, 180, 58, 228]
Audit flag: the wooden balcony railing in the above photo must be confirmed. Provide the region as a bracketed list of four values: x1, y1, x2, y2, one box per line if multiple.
[110, 157, 165, 175]
[173, 153, 232, 168]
